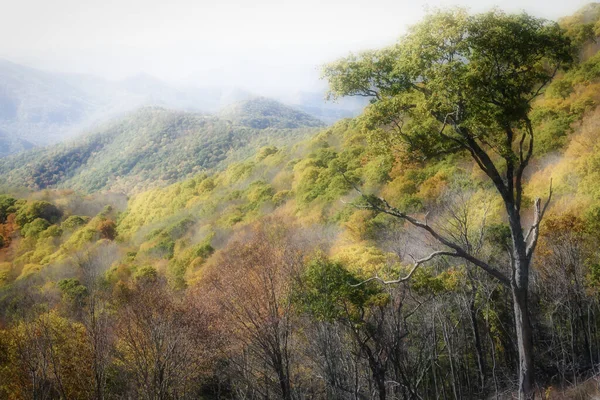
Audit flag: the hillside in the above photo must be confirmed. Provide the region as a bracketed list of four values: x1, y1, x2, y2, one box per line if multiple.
[0, 60, 360, 156]
[0, 101, 323, 194]
[2, 5, 600, 400]
[219, 96, 325, 129]
[0, 59, 109, 146]
[0, 129, 34, 157]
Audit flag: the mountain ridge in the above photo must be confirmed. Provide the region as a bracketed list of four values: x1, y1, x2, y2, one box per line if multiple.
[0, 100, 324, 194]
[0, 60, 363, 156]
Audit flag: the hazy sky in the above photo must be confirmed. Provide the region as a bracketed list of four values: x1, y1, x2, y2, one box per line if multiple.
[0, 0, 592, 95]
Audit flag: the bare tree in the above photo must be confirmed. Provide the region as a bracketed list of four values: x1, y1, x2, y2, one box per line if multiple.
[72, 242, 120, 400]
[115, 274, 207, 400]
[204, 218, 305, 400]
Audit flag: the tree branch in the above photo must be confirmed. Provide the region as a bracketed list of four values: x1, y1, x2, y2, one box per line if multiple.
[340, 173, 510, 287]
[352, 251, 459, 286]
[525, 179, 553, 260]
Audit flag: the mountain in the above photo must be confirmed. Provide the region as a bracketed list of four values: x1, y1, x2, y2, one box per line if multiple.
[0, 100, 323, 194]
[0, 60, 257, 155]
[219, 97, 326, 129]
[0, 61, 348, 157]
[0, 129, 35, 157]
[278, 90, 368, 123]
[0, 59, 111, 146]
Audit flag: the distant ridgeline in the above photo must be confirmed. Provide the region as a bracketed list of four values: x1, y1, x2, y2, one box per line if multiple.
[0, 129, 35, 157]
[0, 58, 363, 156]
[0, 99, 325, 194]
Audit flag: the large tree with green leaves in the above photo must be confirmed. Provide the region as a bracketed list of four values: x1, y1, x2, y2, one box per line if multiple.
[323, 9, 573, 398]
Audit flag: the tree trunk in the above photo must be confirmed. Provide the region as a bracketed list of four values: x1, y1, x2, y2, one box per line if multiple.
[469, 292, 486, 392]
[507, 201, 536, 400]
[374, 369, 387, 400]
[512, 279, 534, 400]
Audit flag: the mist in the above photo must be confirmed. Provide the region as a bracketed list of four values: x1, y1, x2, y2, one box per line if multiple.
[1, 0, 591, 96]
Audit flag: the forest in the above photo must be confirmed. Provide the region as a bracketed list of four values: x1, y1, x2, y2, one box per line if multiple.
[0, 99, 323, 194]
[2, 4, 600, 400]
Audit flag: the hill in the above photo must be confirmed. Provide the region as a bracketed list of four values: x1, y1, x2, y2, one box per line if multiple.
[0, 61, 359, 157]
[219, 97, 326, 129]
[0, 130, 34, 157]
[0, 101, 323, 194]
[0, 59, 110, 146]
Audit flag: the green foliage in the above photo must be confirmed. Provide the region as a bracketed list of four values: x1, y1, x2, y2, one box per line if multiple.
[167, 240, 214, 290]
[58, 278, 88, 303]
[41, 225, 63, 238]
[145, 237, 175, 260]
[559, 3, 600, 47]
[15, 201, 62, 227]
[410, 267, 462, 295]
[533, 51, 600, 152]
[0, 195, 17, 223]
[61, 215, 91, 230]
[164, 217, 195, 240]
[322, 9, 573, 161]
[292, 143, 360, 204]
[296, 257, 386, 323]
[487, 223, 512, 249]
[272, 190, 291, 206]
[257, 146, 279, 161]
[0, 106, 320, 194]
[220, 97, 325, 129]
[134, 265, 158, 282]
[20, 218, 51, 238]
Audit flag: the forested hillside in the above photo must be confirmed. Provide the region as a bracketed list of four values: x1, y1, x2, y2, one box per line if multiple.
[0, 100, 323, 194]
[0, 61, 361, 155]
[2, 4, 600, 400]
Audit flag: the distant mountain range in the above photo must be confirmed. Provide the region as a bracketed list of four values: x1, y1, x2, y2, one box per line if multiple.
[0, 99, 324, 194]
[0, 59, 365, 156]
[0, 129, 35, 157]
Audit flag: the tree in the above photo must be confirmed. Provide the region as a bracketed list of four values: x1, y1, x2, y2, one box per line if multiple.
[322, 9, 573, 398]
[72, 243, 120, 400]
[1, 311, 93, 399]
[114, 274, 207, 399]
[203, 218, 305, 399]
[297, 258, 397, 400]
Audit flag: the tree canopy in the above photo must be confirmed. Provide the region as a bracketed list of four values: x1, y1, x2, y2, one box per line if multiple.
[323, 10, 573, 165]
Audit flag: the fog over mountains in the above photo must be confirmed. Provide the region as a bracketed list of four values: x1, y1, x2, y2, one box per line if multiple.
[0, 58, 366, 156]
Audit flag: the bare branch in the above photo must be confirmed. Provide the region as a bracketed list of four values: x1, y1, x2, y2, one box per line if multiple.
[526, 178, 553, 260]
[340, 172, 510, 287]
[353, 251, 459, 286]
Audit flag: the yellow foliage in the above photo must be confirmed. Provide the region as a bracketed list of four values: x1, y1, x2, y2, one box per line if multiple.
[0, 262, 11, 286]
[331, 242, 392, 275]
[17, 263, 42, 280]
[418, 170, 449, 201]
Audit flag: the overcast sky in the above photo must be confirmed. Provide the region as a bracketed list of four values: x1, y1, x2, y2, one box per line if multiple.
[0, 0, 592, 95]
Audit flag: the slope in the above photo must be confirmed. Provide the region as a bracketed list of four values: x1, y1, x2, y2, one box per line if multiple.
[0, 130, 35, 157]
[0, 60, 360, 156]
[0, 100, 324, 194]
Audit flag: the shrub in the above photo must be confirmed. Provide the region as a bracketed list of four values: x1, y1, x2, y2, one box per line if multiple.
[62, 215, 90, 230]
[20, 218, 51, 238]
[15, 201, 62, 227]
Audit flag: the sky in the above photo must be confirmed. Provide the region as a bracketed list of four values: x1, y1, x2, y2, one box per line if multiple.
[0, 0, 592, 96]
